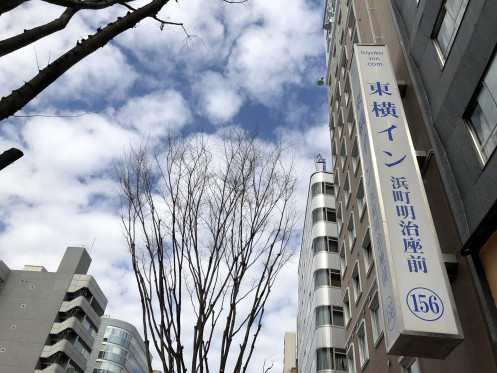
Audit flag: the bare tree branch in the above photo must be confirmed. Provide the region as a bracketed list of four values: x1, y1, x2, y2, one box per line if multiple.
[43, 0, 131, 9]
[0, 0, 169, 121]
[0, 8, 78, 57]
[116, 130, 298, 373]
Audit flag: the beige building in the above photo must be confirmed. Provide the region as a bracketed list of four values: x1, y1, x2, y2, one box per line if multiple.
[283, 332, 297, 373]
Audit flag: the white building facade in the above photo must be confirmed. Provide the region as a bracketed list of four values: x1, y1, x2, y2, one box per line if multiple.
[297, 170, 346, 373]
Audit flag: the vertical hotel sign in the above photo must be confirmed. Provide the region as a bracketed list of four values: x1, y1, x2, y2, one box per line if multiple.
[349, 45, 463, 358]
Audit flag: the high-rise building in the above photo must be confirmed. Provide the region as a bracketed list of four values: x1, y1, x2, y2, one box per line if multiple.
[297, 168, 345, 373]
[0, 247, 108, 373]
[85, 316, 149, 373]
[303, 0, 497, 372]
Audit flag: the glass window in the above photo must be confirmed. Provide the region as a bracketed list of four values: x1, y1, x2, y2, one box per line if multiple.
[314, 269, 341, 289]
[333, 306, 344, 327]
[74, 339, 90, 359]
[341, 47, 348, 78]
[327, 208, 337, 222]
[347, 345, 357, 373]
[315, 306, 332, 327]
[335, 348, 348, 371]
[347, 108, 355, 136]
[399, 357, 422, 373]
[344, 172, 351, 207]
[352, 262, 362, 303]
[433, 0, 469, 61]
[332, 139, 338, 170]
[343, 288, 351, 326]
[356, 177, 366, 218]
[347, 7, 356, 38]
[315, 306, 344, 328]
[357, 321, 369, 367]
[314, 269, 329, 289]
[316, 348, 348, 372]
[362, 227, 374, 274]
[340, 141, 347, 170]
[311, 182, 324, 197]
[317, 348, 333, 371]
[339, 243, 347, 277]
[330, 270, 341, 287]
[312, 182, 335, 197]
[351, 137, 360, 175]
[325, 182, 334, 195]
[338, 109, 344, 138]
[468, 54, 497, 162]
[312, 208, 336, 224]
[313, 236, 339, 254]
[369, 292, 384, 344]
[347, 214, 356, 250]
[337, 203, 343, 234]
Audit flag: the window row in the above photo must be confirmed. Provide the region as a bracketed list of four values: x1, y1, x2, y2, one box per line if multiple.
[316, 347, 347, 372]
[345, 293, 384, 371]
[339, 227, 374, 280]
[313, 236, 338, 255]
[315, 305, 344, 328]
[311, 181, 334, 197]
[314, 269, 341, 290]
[312, 208, 336, 224]
[431, 1, 497, 163]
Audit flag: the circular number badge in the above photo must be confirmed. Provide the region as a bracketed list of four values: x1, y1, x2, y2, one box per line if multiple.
[406, 287, 444, 321]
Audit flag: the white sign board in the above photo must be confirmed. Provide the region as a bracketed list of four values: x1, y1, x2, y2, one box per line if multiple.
[349, 44, 463, 358]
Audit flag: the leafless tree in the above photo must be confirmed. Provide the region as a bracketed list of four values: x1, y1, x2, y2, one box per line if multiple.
[0, 0, 245, 121]
[115, 130, 298, 373]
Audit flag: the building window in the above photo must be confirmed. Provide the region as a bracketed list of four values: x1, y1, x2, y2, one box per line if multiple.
[344, 172, 351, 207]
[362, 227, 374, 276]
[334, 170, 340, 196]
[312, 207, 336, 224]
[314, 269, 341, 289]
[338, 108, 344, 139]
[332, 140, 338, 170]
[369, 292, 384, 345]
[74, 339, 90, 359]
[343, 288, 351, 326]
[356, 177, 366, 219]
[351, 137, 360, 175]
[344, 76, 351, 106]
[347, 344, 356, 373]
[347, 108, 355, 136]
[316, 348, 348, 372]
[311, 182, 335, 197]
[335, 82, 341, 110]
[433, 0, 469, 62]
[341, 48, 348, 78]
[399, 356, 422, 373]
[340, 242, 347, 277]
[340, 141, 347, 170]
[313, 236, 339, 254]
[347, 7, 356, 38]
[467, 53, 497, 162]
[315, 306, 344, 328]
[357, 321, 369, 368]
[337, 202, 343, 234]
[352, 261, 362, 303]
[347, 214, 356, 251]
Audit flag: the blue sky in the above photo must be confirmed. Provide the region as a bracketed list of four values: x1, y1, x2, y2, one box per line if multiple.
[0, 0, 331, 370]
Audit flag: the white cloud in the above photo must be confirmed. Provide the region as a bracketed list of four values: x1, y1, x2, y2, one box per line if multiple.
[194, 71, 243, 122]
[115, 90, 192, 136]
